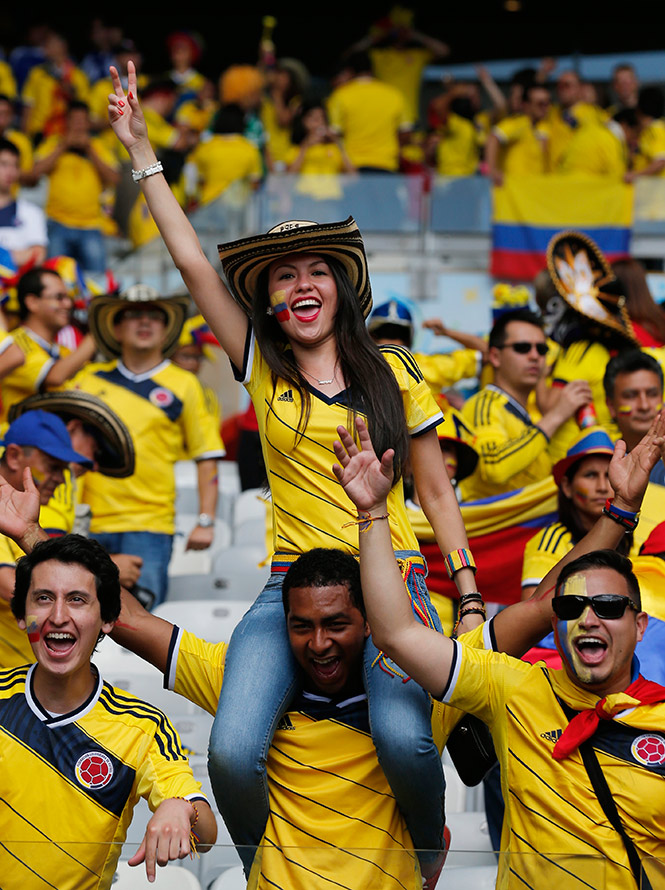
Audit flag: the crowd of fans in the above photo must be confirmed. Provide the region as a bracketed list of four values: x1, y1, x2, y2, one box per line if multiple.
[0, 11, 665, 890]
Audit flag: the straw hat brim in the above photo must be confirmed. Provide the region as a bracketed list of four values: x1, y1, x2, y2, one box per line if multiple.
[9, 391, 135, 478]
[546, 230, 637, 345]
[218, 216, 372, 318]
[88, 294, 190, 359]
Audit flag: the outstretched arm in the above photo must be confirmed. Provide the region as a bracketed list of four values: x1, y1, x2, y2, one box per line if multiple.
[333, 419, 456, 696]
[493, 412, 665, 655]
[107, 62, 248, 368]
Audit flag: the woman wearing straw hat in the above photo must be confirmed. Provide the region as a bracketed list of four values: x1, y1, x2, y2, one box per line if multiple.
[107, 62, 480, 883]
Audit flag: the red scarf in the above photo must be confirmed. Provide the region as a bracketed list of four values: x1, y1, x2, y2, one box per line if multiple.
[553, 674, 665, 760]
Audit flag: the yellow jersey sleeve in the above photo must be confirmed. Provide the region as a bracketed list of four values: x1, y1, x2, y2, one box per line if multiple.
[412, 349, 481, 395]
[521, 522, 573, 588]
[167, 627, 226, 716]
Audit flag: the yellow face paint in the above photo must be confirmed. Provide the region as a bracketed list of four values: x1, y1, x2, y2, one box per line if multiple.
[555, 573, 594, 684]
[617, 404, 633, 415]
[269, 289, 290, 323]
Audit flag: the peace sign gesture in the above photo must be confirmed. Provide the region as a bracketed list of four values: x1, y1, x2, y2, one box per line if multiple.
[107, 60, 147, 152]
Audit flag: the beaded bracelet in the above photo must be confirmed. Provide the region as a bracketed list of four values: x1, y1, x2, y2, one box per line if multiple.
[444, 547, 476, 579]
[342, 512, 389, 533]
[175, 797, 200, 858]
[453, 606, 487, 636]
[602, 499, 639, 532]
[131, 161, 164, 182]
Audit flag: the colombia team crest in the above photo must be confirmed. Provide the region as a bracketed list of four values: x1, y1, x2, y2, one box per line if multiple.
[631, 733, 665, 766]
[75, 751, 114, 788]
[149, 387, 175, 408]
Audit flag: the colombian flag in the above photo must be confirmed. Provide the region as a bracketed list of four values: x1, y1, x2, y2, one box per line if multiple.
[410, 476, 558, 605]
[491, 175, 634, 281]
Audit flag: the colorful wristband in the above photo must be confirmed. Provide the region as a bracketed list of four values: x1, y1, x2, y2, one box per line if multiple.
[444, 548, 477, 579]
[603, 499, 639, 532]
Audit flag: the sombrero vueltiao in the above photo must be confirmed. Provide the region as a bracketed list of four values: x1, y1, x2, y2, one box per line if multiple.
[88, 284, 189, 359]
[218, 216, 373, 318]
[8, 391, 135, 478]
[546, 231, 638, 345]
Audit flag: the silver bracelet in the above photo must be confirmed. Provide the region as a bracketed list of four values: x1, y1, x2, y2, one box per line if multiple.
[131, 161, 164, 182]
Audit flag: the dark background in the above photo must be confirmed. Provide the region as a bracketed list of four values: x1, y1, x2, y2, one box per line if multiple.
[1, 6, 662, 82]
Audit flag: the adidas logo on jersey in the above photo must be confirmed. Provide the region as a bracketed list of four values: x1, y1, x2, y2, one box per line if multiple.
[277, 715, 295, 730]
[541, 728, 563, 743]
[277, 390, 294, 402]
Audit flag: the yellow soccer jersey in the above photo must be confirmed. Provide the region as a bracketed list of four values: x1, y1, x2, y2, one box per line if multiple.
[635, 118, 665, 176]
[412, 349, 481, 398]
[185, 134, 263, 205]
[0, 533, 33, 669]
[493, 114, 548, 176]
[0, 326, 71, 422]
[21, 64, 90, 137]
[548, 339, 614, 463]
[73, 359, 225, 535]
[369, 47, 433, 126]
[327, 77, 410, 171]
[238, 332, 443, 557]
[39, 466, 77, 537]
[546, 102, 607, 171]
[558, 122, 628, 178]
[35, 135, 118, 229]
[4, 127, 34, 175]
[434, 112, 481, 176]
[521, 521, 573, 589]
[167, 625, 484, 890]
[459, 384, 552, 501]
[0, 663, 206, 890]
[441, 644, 665, 889]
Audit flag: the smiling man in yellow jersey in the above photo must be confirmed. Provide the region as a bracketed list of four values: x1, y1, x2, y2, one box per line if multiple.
[71, 285, 225, 606]
[0, 266, 96, 423]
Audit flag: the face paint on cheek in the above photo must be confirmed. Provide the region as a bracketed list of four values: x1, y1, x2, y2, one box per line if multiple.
[269, 289, 290, 323]
[25, 615, 40, 643]
[572, 483, 591, 502]
[30, 466, 46, 490]
[554, 574, 594, 683]
[617, 405, 633, 415]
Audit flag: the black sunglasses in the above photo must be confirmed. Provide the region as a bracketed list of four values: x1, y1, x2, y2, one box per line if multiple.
[552, 594, 638, 621]
[498, 341, 549, 356]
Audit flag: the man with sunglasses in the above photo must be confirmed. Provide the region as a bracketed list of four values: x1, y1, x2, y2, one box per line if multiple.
[334, 413, 665, 890]
[460, 308, 592, 501]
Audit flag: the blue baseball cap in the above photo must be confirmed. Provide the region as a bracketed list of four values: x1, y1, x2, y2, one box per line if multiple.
[368, 299, 414, 333]
[2, 410, 94, 468]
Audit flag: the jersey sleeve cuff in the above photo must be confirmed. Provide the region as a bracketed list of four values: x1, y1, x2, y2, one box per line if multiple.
[164, 625, 183, 691]
[231, 325, 254, 384]
[411, 411, 444, 438]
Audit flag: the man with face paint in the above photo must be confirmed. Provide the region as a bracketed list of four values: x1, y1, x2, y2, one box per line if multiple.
[333, 413, 665, 890]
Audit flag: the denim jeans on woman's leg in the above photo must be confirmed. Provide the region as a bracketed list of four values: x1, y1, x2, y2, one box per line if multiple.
[207, 551, 446, 875]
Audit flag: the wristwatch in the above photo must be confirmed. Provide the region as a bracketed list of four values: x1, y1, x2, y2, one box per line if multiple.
[197, 513, 214, 528]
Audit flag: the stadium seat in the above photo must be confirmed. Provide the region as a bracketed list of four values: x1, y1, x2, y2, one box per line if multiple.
[113, 860, 203, 888]
[208, 865, 245, 889]
[167, 572, 219, 600]
[445, 811, 495, 868]
[153, 600, 249, 643]
[437, 864, 498, 888]
[231, 488, 267, 527]
[211, 545, 269, 598]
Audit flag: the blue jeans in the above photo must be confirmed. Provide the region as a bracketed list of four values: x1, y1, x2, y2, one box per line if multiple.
[90, 531, 173, 607]
[47, 220, 107, 273]
[208, 550, 445, 875]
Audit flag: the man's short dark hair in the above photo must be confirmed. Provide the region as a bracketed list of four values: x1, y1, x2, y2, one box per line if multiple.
[555, 548, 641, 609]
[603, 349, 664, 400]
[282, 548, 365, 618]
[524, 82, 550, 103]
[67, 100, 90, 116]
[613, 107, 638, 128]
[638, 86, 665, 120]
[488, 308, 544, 350]
[12, 535, 121, 632]
[16, 267, 62, 321]
[0, 137, 20, 159]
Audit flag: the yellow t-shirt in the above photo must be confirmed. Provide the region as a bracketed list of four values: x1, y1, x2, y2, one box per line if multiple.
[184, 133, 262, 204]
[238, 332, 443, 557]
[413, 349, 481, 398]
[369, 46, 433, 126]
[0, 326, 71, 423]
[73, 359, 225, 535]
[435, 112, 481, 176]
[558, 122, 629, 178]
[327, 77, 410, 171]
[4, 128, 33, 175]
[493, 114, 548, 176]
[21, 64, 90, 137]
[546, 101, 607, 170]
[35, 134, 118, 228]
[635, 118, 665, 175]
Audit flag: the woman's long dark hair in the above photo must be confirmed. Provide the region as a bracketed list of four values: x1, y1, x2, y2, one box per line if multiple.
[558, 458, 632, 556]
[251, 257, 410, 480]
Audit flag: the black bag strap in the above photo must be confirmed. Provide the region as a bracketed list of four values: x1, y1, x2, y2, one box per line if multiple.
[558, 699, 652, 890]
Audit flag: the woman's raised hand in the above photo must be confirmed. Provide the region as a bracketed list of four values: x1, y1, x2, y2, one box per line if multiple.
[333, 418, 394, 512]
[107, 61, 147, 151]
